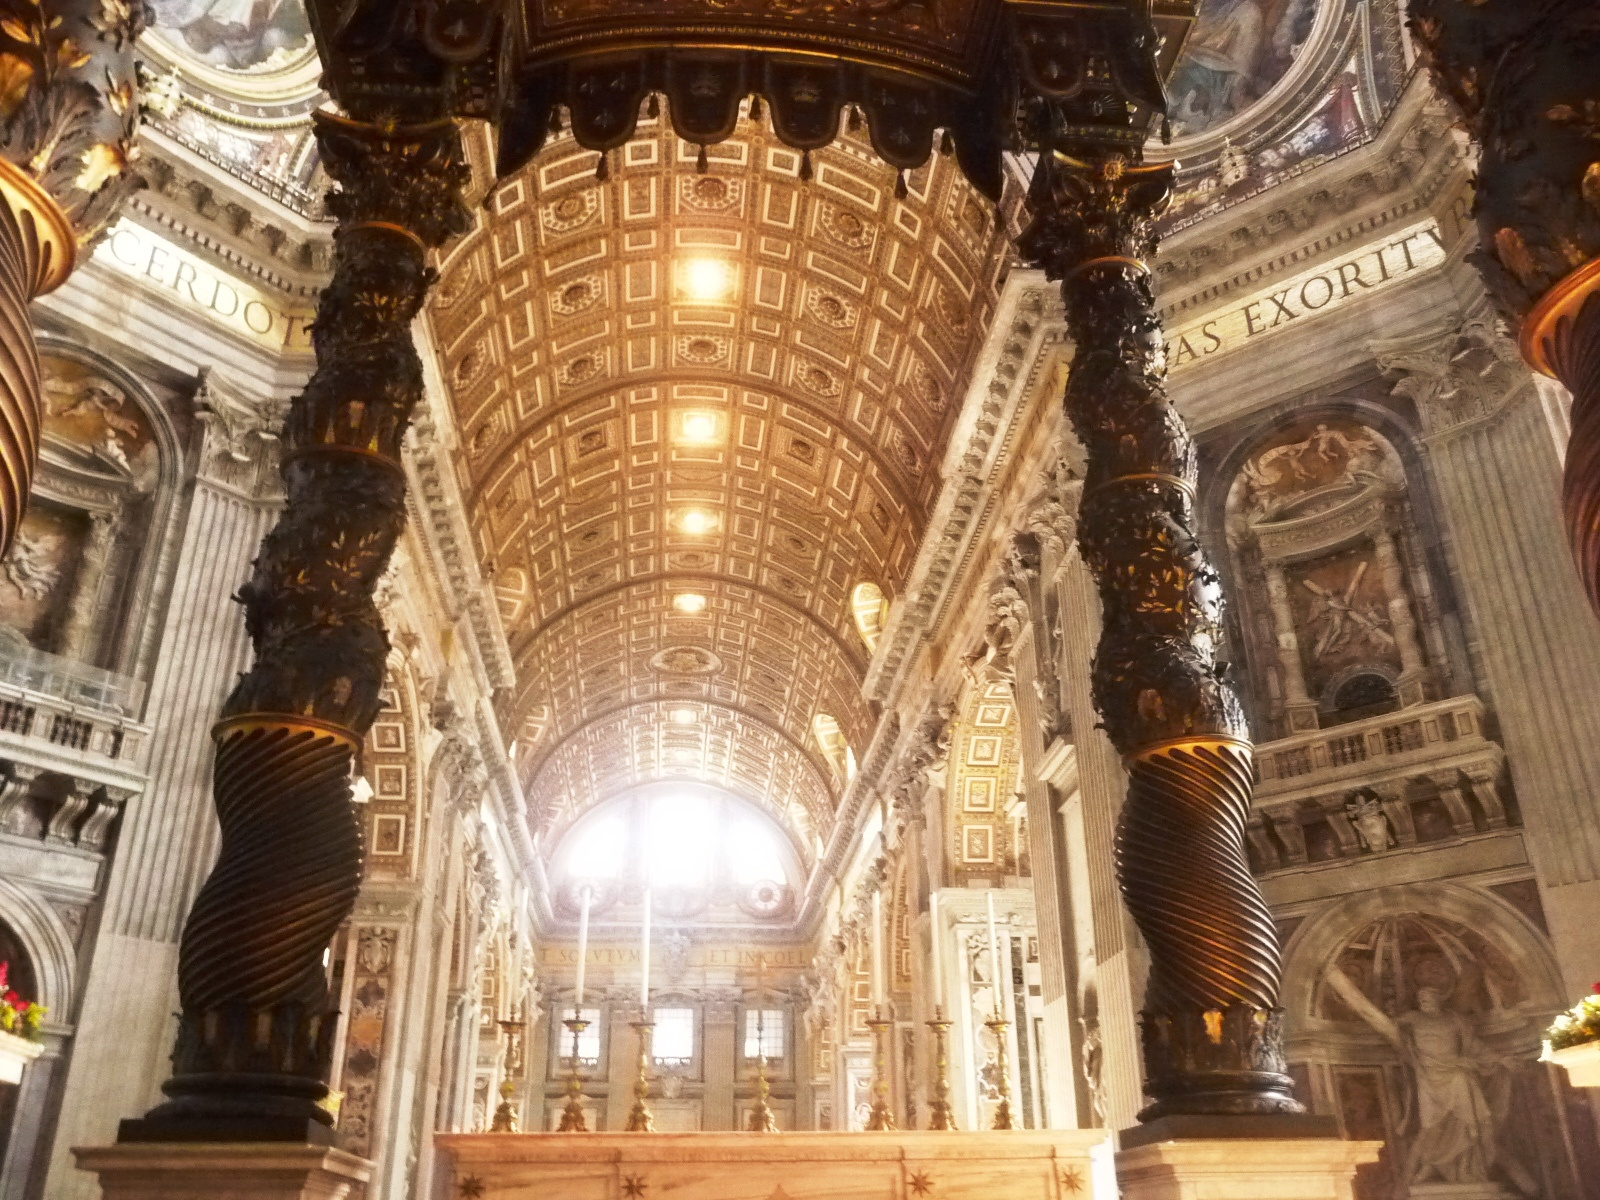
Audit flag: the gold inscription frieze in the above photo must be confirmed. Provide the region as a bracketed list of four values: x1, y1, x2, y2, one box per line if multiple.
[91, 219, 316, 355]
[1165, 219, 1454, 372]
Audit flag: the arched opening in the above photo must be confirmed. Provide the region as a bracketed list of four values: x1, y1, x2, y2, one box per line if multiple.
[0, 918, 39, 1167]
[553, 786, 801, 922]
[850, 582, 890, 651]
[1330, 671, 1399, 724]
[811, 713, 854, 784]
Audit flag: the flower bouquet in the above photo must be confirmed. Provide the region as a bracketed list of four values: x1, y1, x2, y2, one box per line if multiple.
[0, 961, 45, 1084]
[1540, 983, 1600, 1087]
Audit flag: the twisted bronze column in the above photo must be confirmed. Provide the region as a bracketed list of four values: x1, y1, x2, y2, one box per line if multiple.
[1407, 1, 1600, 614]
[1018, 149, 1299, 1119]
[0, 0, 144, 555]
[125, 114, 470, 1142]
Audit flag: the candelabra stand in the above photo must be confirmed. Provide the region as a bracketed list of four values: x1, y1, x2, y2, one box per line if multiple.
[489, 1010, 526, 1132]
[626, 1019, 655, 1132]
[864, 1007, 896, 1131]
[984, 1015, 1015, 1130]
[746, 1051, 779, 1133]
[558, 1013, 590, 1133]
[924, 1006, 956, 1130]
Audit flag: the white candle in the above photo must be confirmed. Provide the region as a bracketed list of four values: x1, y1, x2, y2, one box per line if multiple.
[574, 885, 592, 1011]
[929, 891, 945, 1011]
[871, 890, 886, 1007]
[986, 891, 1003, 1017]
[640, 888, 653, 1010]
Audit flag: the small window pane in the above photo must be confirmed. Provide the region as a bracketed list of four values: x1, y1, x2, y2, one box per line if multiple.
[652, 1007, 696, 1065]
[743, 1008, 784, 1060]
[556, 1008, 602, 1064]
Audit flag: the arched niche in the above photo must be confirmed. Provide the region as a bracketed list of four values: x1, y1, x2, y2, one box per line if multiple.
[1211, 406, 1462, 740]
[1280, 882, 1587, 1200]
[1, 338, 186, 689]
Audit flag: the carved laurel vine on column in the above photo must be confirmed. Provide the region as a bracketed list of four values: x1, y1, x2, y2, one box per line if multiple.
[147, 117, 473, 1131]
[0, 0, 145, 557]
[1010, 5, 1299, 1116]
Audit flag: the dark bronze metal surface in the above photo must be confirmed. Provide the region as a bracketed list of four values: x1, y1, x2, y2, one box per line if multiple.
[127, 114, 471, 1141]
[0, 0, 144, 556]
[1408, 1, 1600, 616]
[1010, 11, 1299, 1120]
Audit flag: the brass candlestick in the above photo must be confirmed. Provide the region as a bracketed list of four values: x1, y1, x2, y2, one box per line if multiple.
[924, 1006, 956, 1130]
[747, 1052, 779, 1132]
[626, 1019, 655, 1132]
[489, 1009, 526, 1132]
[985, 1014, 1015, 1130]
[558, 1013, 590, 1133]
[864, 1007, 897, 1131]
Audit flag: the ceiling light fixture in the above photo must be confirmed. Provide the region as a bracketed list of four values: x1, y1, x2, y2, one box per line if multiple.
[682, 258, 732, 301]
[672, 592, 708, 614]
[679, 411, 720, 443]
[679, 509, 717, 536]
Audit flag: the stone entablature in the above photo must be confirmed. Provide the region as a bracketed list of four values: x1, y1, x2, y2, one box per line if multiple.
[1248, 694, 1509, 873]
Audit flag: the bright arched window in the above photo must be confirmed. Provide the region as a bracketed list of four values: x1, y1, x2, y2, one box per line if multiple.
[812, 712, 853, 782]
[851, 582, 890, 651]
[553, 788, 800, 921]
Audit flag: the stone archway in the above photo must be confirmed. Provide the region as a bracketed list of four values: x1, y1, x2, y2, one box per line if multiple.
[1281, 882, 1591, 1200]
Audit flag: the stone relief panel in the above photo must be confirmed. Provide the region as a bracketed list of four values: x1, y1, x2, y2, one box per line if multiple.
[42, 354, 159, 491]
[0, 505, 86, 651]
[1221, 414, 1444, 736]
[1291, 902, 1598, 1200]
[361, 672, 421, 881]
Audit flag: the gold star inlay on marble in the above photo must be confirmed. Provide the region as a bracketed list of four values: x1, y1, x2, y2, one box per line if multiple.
[458, 1176, 485, 1199]
[623, 1173, 648, 1198]
[908, 1170, 935, 1195]
[1059, 1165, 1086, 1195]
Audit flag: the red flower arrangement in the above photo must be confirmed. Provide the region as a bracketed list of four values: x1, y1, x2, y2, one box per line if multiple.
[0, 961, 44, 1041]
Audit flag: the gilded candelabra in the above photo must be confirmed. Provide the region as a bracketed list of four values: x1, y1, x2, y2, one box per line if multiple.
[626, 1019, 655, 1132]
[864, 1008, 896, 1131]
[489, 1009, 526, 1132]
[985, 1015, 1015, 1130]
[558, 1013, 591, 1133]
[924, 1006, 956, 1130]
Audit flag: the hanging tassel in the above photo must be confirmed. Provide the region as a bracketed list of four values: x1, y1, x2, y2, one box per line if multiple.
[749, 94, 763, 122]
[646, 93, 660, 120]
[847, 105, 863, 133]
[696, 144, 709, 174]
[799, 150, 812, 182]
[894, 170, 907, 200]
[939, 129, 954, 157]
[595, 151, 609, 182]
[548, 105, 564, 135]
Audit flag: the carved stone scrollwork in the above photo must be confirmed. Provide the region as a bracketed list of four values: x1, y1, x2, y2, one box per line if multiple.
[1011, 15, 1299, 1119]
[0, 0, 145, 557]
[127, 115, 471, 1144]
[1407, 2, 1600, 616]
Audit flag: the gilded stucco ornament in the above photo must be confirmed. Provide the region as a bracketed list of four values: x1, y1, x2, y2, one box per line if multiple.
[0, 0, 145, 557]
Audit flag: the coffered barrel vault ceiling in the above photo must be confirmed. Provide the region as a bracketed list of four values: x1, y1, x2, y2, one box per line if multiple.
[428, 108, 1006, 856]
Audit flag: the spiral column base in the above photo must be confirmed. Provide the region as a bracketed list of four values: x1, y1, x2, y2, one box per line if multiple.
[1116, 739, 1302, 1118]
[123, 717, 362, 1143]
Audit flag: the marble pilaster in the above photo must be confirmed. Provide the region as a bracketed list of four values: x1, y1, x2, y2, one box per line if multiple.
[1414, 370, 1600, 987]
[1053, 552, 1145, 1133]
[44, 410, 283, 1199]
